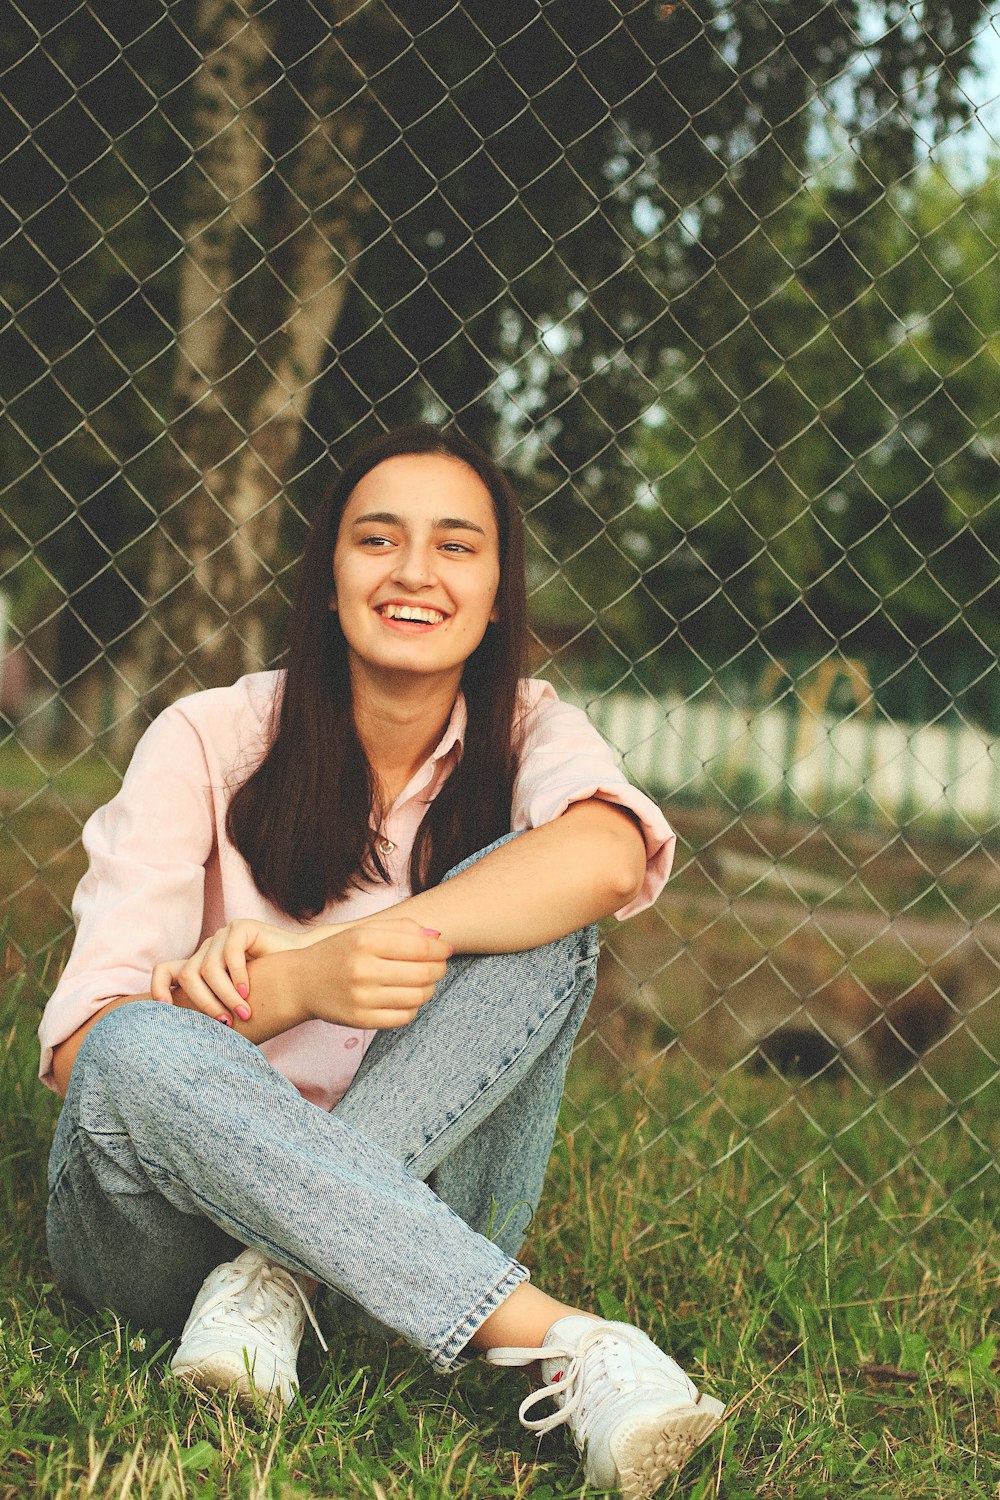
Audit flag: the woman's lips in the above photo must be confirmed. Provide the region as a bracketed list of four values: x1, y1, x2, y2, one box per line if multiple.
[374, 603, 449, 631]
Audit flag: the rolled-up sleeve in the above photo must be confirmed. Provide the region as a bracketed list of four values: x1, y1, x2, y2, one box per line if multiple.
[37, 705, 215, 1089]
[511, 682, 675, 919]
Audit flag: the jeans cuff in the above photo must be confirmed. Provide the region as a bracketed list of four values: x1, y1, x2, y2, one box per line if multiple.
[428, 1261, 531, 1371]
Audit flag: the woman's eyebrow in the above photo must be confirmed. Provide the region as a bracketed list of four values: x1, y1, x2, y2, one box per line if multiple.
[351, 511, 401, 527]
[352, 510, 486, 536]
[435, 516, 487, 536]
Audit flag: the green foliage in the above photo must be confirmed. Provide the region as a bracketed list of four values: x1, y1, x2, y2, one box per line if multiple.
[629, 163, 1000, 726]
[1, 1, 989, 714]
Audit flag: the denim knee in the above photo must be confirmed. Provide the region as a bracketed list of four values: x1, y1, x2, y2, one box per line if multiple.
[68, 1001, 240, 1122]
[75, 999, 196, 1075]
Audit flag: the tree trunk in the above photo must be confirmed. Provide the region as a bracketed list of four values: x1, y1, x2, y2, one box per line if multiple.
[118, 0, 370, 741]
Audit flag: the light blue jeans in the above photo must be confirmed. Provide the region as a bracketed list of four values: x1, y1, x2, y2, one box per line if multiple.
[46, 843, 600, 1371]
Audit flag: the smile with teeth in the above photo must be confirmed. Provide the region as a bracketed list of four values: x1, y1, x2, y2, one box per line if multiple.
[377, 603, 448, 624]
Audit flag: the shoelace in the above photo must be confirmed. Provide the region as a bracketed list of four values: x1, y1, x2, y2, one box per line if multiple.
[487, 1324, 692, 1445]
[191, 1258, 328, 1353]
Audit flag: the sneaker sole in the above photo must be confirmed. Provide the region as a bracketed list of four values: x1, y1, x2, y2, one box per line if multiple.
[170, 1349, 297, 1410]
[608, 1395, 727, 1499]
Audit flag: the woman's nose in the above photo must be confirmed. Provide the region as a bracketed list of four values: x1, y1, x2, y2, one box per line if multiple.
[391, 543, 434, 590]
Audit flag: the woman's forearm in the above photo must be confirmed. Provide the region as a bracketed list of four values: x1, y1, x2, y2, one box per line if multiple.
[363, 799, 646, 953]
[259, 800, 645, 975]
[230, 801, 645, 1036]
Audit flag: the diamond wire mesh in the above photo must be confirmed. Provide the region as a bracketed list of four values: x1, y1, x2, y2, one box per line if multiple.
[2, 0, 998, 1273]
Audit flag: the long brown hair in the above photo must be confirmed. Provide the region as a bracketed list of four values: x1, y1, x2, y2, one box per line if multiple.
[227, 424, 528, 919]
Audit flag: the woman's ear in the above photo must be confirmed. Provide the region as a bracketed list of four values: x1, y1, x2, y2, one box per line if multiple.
[329, 593, 338, 613]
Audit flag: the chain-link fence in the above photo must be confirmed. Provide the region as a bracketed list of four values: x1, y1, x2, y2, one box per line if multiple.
[3, 1, 999, 1273]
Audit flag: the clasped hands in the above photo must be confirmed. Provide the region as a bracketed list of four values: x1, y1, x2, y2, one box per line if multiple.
[150, 917, 453, 1032]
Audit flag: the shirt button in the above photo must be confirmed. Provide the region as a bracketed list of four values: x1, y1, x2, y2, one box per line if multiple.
[344, 1037, 360, 1050]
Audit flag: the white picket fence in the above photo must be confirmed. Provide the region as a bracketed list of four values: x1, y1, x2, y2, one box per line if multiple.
[584, 691, 1000, 829]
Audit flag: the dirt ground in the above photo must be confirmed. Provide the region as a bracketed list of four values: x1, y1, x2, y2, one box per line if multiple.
[588, 805, 1000, 1090]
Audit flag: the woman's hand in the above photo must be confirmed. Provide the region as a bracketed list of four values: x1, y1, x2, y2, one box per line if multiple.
[150, 919, 340, 1024]
[292, 918, 453, 1031]
[150, 916, 451, 1038]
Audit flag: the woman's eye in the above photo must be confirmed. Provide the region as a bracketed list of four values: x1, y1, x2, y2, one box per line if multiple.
[440, 541, 473, 554]
[360, 535, 394, 548]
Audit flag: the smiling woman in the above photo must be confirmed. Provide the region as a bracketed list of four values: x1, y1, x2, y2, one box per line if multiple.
[331, 452, 501, 700]
[37, 423, 726, 1498]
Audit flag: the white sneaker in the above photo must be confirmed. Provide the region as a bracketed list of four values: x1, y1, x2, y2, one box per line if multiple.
[169, 1248, 327, 1408]
[487, 1315, 726, 1498]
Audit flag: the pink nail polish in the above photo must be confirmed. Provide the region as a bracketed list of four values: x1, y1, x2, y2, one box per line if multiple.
[422, 927, 441, 938]
[235, 1005, 251, 1021]
[236, 983, 249, 999]
[216, 1014, 231, 1026]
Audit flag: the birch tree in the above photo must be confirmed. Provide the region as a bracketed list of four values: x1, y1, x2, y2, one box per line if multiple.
[126, 0, 373, 720]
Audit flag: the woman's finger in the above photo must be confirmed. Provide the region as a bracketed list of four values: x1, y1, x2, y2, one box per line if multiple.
[197, 947, 250, 1018]
[173, 963, 238, 1025]
[360, 975, 445, 1025]
[354, 981, 440, 1016]
[352, 926, 452, 962]
[352, 957, 448, 990]
[221, 925, 255, 1007]
[363, 1001, 430, 1029]
[150, 959, 184, 1002]
[152, 956, 235, 1025]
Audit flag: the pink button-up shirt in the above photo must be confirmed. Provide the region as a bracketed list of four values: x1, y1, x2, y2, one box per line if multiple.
[39, 673, 674, 1106]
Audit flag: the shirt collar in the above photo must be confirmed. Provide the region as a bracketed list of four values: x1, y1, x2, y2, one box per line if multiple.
[431, 692, 467, 762]
[390, 692, 466, 812]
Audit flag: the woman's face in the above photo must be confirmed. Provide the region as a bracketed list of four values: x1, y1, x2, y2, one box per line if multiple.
[331, 452, 502, 695]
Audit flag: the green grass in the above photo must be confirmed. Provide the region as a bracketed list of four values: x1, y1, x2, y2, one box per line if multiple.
[1, 947, 997, 1500]
[2, 778, 998, 1496]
